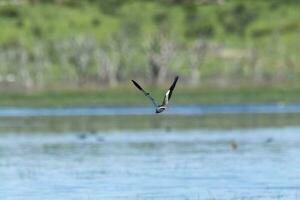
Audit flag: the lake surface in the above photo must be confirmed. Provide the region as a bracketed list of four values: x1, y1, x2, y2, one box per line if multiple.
[1, 105, 300, 200]
[1, 103, 300, 116]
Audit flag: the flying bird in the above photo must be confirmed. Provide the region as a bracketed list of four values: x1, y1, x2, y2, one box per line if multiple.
[132, 76, 179, 113]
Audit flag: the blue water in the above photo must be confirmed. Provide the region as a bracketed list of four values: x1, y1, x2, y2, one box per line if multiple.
[0, 103, 300, 116]
[1, 105, 300, 199]
[1, 127, 300, 200]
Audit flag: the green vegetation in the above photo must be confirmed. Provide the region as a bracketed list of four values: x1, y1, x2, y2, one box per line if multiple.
[0, 85, 299, 107]
[0, 0, 299, 104]
[0, 1, 300, 85]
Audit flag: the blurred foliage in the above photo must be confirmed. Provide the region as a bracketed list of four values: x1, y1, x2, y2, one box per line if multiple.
[0, 0, 299, 90]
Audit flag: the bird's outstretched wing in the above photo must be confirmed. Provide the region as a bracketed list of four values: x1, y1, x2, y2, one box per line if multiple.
[131, 80, 158, 107]
[161, 76, 179, 106]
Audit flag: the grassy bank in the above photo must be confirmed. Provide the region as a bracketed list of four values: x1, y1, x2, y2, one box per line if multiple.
[0, 85, 300, 107]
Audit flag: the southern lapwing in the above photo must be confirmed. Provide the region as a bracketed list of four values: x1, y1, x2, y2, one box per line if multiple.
[132, 76, 179, 113]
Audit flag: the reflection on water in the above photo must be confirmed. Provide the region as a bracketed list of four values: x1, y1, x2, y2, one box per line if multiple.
[1, 103, 300, 116]
[0, 113, 300, 133]
[1, 113, 300, 200]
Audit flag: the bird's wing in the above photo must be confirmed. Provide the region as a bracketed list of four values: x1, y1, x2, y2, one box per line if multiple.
[131, 80, 158, 107]
[161, 76, 179, 106]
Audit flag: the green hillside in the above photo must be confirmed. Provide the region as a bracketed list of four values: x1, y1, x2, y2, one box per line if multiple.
[0, 0, 299, 105]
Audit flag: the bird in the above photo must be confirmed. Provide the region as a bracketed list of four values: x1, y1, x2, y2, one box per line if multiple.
[131, 76, 179, 113]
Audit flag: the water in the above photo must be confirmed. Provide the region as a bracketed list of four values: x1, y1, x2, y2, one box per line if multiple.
[0, 103, 300, 116]
[1, 106, 300, 200]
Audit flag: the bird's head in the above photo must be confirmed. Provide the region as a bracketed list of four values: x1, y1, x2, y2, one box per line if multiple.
[155, 107, 163, 113]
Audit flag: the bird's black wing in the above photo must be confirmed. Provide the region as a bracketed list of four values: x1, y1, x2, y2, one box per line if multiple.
[161, 76, 179, 106]
[131, 80, 158, 107]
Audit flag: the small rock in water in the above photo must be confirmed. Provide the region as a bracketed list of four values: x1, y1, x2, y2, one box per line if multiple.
[230, 139, 238, 150]
[77, 133, 87, 140]
[265, 137, 274, 144]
